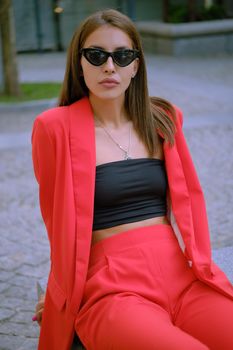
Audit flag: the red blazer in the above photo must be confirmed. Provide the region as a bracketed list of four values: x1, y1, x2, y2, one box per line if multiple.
[32, 97, 233, 350]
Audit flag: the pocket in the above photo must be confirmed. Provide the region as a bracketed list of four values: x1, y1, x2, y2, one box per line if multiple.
[106, 247, 149, 284]
[86, 256, 109, 281]
[47, 270, 67, 311]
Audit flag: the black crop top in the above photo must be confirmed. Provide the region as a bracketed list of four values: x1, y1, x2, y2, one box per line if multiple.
[93, 158, 168, 230]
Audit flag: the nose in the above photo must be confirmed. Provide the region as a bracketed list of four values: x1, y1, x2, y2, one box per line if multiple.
[103, 56, 116, 73]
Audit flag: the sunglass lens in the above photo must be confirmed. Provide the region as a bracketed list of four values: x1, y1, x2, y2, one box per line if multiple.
[85, 49, 106, 66]
[113, 50, 136, 67]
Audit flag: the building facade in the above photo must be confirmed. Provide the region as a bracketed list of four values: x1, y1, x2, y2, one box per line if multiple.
[13, 0, 163, 52]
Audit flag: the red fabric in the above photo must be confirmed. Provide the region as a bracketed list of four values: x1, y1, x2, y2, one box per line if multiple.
[31, 97, 233, 350]
[75, 224, 233, 350]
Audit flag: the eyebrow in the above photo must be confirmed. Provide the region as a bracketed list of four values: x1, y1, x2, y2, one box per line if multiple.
[88, 46, 131, 50]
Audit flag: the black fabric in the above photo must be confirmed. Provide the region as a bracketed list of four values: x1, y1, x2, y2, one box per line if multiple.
[93, 158, 167, 230]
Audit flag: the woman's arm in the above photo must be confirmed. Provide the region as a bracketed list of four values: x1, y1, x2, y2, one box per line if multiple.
[32, 118, 56, 238]
[31, 117, 56, 324]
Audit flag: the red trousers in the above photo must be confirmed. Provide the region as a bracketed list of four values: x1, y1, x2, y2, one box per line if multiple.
[75, 225, 233, 350]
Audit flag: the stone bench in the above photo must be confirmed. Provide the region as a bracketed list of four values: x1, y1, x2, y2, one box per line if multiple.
[136, 19, 233, 55]
[212, 246, 233, 283]
[71, 246, 233, 350]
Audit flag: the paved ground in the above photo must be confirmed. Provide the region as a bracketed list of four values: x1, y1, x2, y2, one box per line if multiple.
[0, 52, 233, 349]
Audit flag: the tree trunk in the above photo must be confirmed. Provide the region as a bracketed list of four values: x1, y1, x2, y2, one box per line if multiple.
[188, 0, 197, 22]
[0, 0, 21, 96]
[163, 0, 169, 22]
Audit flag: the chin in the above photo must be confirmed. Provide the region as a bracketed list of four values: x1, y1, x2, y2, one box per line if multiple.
[91, 91, 125, 101]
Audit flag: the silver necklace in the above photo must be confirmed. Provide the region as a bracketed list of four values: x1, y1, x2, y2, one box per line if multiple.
[96, 119, 132, 160]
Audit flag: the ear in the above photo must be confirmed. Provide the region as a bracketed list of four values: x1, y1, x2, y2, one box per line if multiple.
[132, 58, 139, 77]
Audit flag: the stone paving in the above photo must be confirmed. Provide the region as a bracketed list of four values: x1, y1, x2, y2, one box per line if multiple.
[0, 52, 233, 349]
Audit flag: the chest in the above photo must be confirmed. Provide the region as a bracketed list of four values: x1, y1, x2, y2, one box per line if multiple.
[95, 125, 164, 166]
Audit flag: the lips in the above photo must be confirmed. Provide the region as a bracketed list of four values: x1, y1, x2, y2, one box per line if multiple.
[99, 78, 120, 87]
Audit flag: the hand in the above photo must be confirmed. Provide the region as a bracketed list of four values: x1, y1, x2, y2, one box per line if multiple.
[32, 293, 45, 326]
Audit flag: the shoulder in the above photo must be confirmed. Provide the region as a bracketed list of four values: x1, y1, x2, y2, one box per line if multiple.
[32, 98, 90, 147]
[34, 105, 69, 131]
[33, 98, 79, 137]
[34, 97, 89, 131]
[32, 106, 69, 148]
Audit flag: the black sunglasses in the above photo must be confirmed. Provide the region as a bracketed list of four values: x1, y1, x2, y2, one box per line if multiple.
[80, 48, 139, 67]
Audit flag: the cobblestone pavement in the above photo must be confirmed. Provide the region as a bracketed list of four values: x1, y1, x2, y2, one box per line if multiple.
[0, 52, 233, 349]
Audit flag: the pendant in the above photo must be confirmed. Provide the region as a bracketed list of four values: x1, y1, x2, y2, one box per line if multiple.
[124, 153, 132, 160]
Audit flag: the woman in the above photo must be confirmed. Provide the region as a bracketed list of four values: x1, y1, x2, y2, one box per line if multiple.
[32, 9, 233, 350]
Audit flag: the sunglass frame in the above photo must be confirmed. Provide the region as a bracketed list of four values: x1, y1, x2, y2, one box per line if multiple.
[80, 48, 139, 67]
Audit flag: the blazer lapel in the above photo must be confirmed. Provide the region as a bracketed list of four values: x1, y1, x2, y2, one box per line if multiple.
[68, 97, 96, 314]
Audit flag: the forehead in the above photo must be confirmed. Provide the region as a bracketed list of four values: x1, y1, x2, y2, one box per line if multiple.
[83, 25, 133, 49]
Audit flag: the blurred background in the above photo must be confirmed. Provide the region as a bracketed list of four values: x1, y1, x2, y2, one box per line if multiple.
[0, 1, 233, 349]
[1, 0, 233, 97]
[3, 0, 233, 52]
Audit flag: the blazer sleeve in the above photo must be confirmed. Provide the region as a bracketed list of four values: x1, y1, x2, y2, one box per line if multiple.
[32, 118, 56, 239]
[174, 106, 212, 260]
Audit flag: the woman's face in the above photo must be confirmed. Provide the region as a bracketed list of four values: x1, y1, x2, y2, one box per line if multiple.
[80, 25, 139, 102]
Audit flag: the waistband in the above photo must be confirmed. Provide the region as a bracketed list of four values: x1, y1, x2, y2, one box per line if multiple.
[89, 224, 175, 266]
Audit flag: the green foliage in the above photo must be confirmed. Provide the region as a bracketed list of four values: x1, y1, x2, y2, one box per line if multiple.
[0, 82, 61, 103]
[167, 4, 228, 23]
[167, 5, 189, 23]
[199, 5, 227, 21]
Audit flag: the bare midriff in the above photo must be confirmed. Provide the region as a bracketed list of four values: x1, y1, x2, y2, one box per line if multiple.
[91, 216, 170, 245]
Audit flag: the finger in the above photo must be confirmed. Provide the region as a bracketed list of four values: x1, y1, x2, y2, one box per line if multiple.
[32, 310, 42, 324]
[35, 299, 45, 312]
[36, 310, 43, 326]
[39, 293, 45, 302]
[35, 304, 44, 313]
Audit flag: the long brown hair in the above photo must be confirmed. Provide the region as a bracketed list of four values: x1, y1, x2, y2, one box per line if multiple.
[59, 9, 176, 155]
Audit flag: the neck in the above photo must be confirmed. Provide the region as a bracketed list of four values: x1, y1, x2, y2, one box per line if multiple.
[89, 94, 129, 128]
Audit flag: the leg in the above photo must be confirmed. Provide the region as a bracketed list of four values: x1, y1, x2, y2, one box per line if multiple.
[76, 294, 208, 350]
[175, 281, 233, 350]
